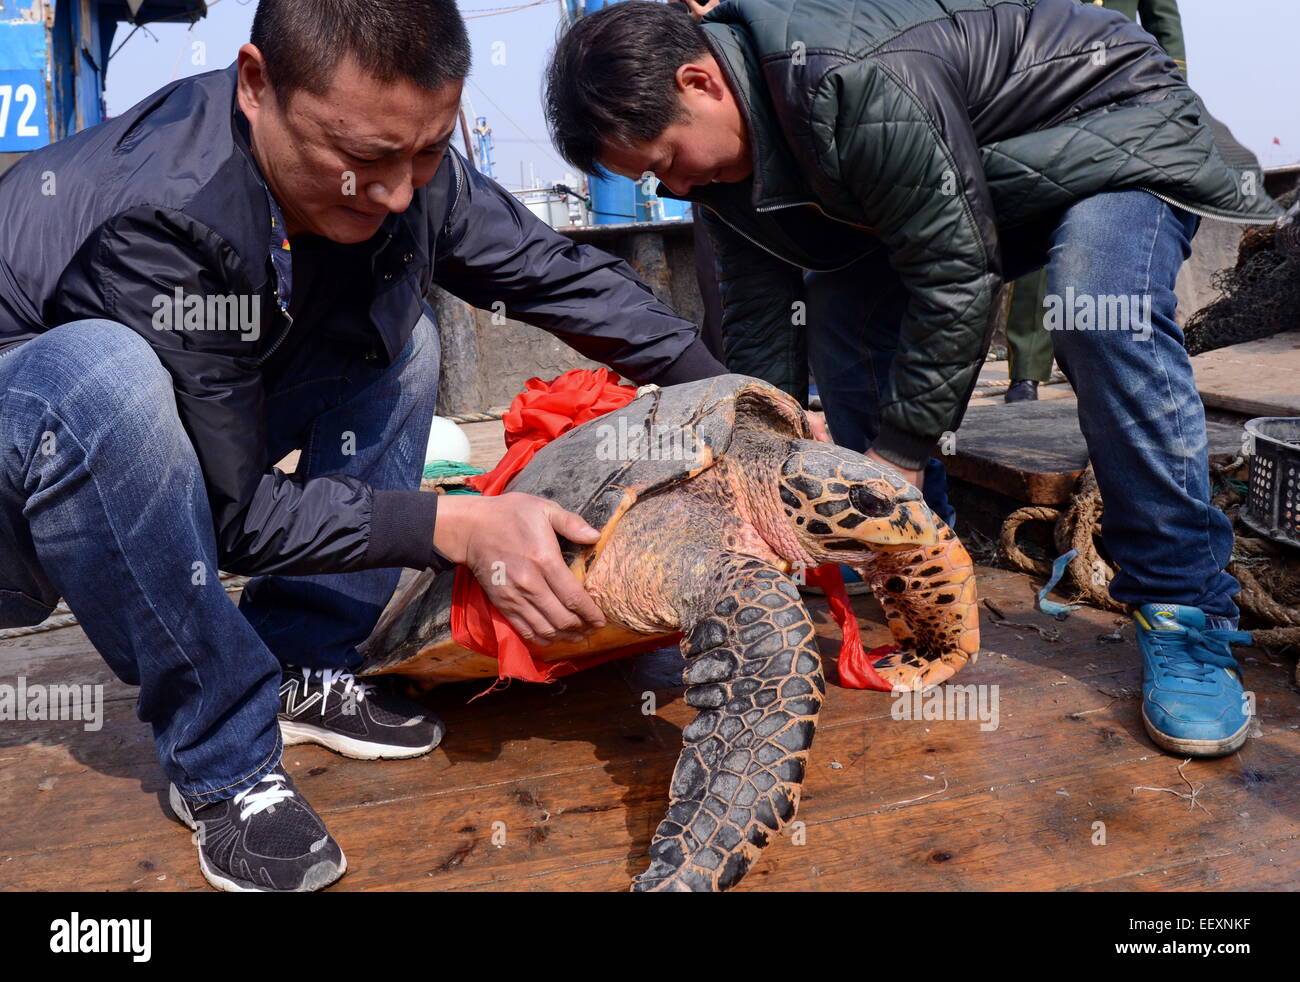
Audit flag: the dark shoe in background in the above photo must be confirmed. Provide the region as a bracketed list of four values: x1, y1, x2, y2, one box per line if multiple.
[1004, 379, 1040, 403]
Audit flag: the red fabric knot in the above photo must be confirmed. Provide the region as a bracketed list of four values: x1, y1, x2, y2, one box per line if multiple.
[466, 367, 640, 497]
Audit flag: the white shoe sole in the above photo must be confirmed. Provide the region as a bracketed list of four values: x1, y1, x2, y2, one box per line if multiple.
[168, 784, 346, 893]
[279, 718, 443, 760]
[1141, 709, 1251, 758]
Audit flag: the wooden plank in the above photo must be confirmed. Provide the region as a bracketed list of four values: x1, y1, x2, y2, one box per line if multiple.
[1076, 833, 1300, 891]
[1190, 331, 1300, 418]
[0, 661, 672, 857]
[433, 712, 1300, 893]
[949, 398, 1247, 505]
[460, 419, 506, 472]
[5, 671, 1294, 894]
[3, 565, 1296, 892]
[9, 687, 1294, 893]
[742, 757, 1300, 892]
[302, 665, 1300, 892]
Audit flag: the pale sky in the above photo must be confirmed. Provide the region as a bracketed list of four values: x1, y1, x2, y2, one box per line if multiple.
[104, 0, 1299, 187]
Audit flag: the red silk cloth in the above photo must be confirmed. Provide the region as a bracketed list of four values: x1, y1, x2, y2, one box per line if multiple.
[448, 368, 893, 690]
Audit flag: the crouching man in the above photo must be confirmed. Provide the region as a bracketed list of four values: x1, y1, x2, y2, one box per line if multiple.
[0, 0, 722, 891]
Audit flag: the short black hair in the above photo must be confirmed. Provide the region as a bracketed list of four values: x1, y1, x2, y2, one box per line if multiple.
[545, 2, 709, 176]
[251, 0, 471, 102]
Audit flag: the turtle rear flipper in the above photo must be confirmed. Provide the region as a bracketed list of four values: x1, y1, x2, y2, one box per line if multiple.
[633, 556, 824, 892]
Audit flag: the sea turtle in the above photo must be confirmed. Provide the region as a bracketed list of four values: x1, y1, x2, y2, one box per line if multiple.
[359, 374, 979, 891]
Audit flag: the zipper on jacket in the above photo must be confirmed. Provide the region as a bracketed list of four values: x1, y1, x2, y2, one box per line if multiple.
[370, 227, 396, 272]
[705, 201, 875, 273]
[256, 308, 295, 365]
[714, 186, 1273, 277]
[757, 197, 874, 231]
[1138, 186, 1280, 226]
[447, 146, 466, 224]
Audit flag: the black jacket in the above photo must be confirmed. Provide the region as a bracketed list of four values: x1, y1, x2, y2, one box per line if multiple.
[0, 64, 723, 576]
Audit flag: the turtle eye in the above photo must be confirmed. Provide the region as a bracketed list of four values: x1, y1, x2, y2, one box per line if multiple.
[849, 484, 893, 518]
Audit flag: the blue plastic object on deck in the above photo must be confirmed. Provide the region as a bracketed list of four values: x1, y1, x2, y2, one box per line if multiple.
[1037, 548, 1081, 619]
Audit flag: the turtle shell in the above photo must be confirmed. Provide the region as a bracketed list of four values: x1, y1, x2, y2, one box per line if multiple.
[504, 374, 810, 575]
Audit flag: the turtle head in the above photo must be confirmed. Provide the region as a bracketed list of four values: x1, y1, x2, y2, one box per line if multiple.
[777, 440, 939, 559]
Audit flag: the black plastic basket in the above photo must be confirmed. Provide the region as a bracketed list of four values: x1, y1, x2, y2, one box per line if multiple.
[1241, 417, 1300, 549]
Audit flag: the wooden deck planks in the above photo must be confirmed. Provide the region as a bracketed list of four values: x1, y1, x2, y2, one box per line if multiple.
[1189, 331, 1300, 419]
[948, 398, 1249, 505]
[1, 564, 1296, 892]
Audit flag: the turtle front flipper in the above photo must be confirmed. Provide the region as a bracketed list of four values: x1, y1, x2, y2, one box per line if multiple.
[859, 522, 980, 690]
[633, 556, 824, 892]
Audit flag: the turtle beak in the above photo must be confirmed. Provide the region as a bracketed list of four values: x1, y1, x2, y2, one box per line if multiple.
[854, 484, 940, 548]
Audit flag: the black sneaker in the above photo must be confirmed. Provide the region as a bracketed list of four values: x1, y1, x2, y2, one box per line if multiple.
[278, 667, 444, 760]
[1004, 379, 1039, 403]
[168, 765, 346, 892]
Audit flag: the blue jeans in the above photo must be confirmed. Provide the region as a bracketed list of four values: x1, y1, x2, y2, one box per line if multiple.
[0, 314, 441, 802]
[806, 189, 1239, 619]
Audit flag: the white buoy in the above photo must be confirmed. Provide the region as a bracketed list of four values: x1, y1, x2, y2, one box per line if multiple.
[425, 415, 472, 465]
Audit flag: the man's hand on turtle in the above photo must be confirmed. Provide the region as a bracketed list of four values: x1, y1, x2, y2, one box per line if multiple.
[865, 448, 925, 491]
[433, 493, 606, 646]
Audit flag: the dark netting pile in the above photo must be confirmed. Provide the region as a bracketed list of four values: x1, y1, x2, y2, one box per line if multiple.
[1184, 181, 1300, 356]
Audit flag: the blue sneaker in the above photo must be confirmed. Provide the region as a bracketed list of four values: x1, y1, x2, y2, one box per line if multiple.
[1134, 604, 1254, 757]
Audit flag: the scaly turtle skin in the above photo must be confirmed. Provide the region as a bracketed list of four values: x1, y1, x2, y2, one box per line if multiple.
[359, 375, 979, 891]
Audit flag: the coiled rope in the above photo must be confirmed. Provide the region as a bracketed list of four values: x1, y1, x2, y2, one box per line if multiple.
[1000, 459, 1300, 661]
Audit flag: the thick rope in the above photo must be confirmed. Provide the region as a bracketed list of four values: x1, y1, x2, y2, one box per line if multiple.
[442, 409, 505, 424]
[1000, 460, 1300, 653]
[1000, 466, 1125, 613]
[420, 459, 486, 494]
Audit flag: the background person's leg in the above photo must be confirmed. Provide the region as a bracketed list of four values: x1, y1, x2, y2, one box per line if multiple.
[1004, 267, 1055, 401]
[804, 254, 957, 528]
[0, 321, 283, 803]
[1044, 190, 1237, 618]
[238, 314, 442, 670]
